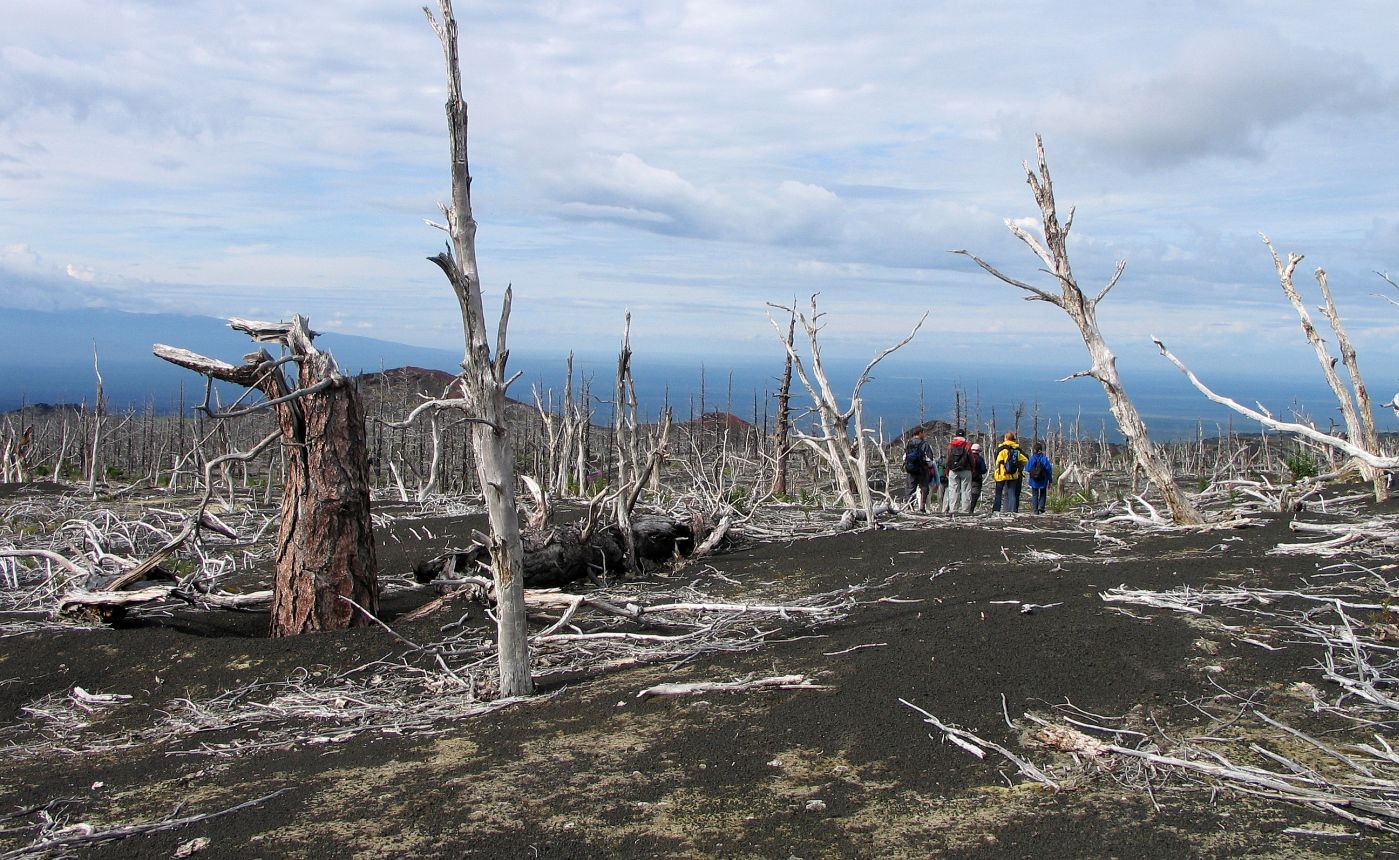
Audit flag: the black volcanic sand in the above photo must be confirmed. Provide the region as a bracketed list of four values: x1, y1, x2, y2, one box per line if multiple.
[1, 499, 1396, 859]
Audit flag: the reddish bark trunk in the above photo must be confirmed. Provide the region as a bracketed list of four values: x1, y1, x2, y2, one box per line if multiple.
[267, 369, 379, 637]
[153, 315, 380, 637]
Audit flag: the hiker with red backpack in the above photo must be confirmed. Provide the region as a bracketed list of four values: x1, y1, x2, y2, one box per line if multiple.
[943, 429, 975, 514]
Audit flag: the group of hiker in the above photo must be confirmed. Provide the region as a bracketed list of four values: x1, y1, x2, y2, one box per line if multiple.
[901, 428, 1053, 515]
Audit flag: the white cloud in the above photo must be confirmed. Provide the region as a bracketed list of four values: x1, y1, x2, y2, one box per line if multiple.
[552, 152, 844, 245]
[1037, 29, 1398, 168]
[3, 0, 1399, 379]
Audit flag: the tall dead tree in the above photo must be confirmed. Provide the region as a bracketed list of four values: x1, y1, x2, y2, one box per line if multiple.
[1265, 237, 1387, 501]
[154, 316, 379, 636]
[770, 305, 796, 498]
[611, 313, 673, 573]
[769, 295, 924, 526]
[86, 346, 106, 496]
[955, 135, 1204, 525]
[424, 0, 532, 697]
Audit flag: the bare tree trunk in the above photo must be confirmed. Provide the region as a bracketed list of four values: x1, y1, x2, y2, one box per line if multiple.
[267, 323, 379, 636]
[1272, 250, 1386, 501]
[87, 346, 105, 496]
[770, 306, 795, 498]
[956, 135, 1203, 525]
[424, 0, 532, 697]
[154, 316, 379, 636]
[418, 412, 444, 500]
[613, 314, 639, 572]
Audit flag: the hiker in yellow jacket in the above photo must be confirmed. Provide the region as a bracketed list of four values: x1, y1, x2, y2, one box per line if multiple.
[992, 432, 1025, 514]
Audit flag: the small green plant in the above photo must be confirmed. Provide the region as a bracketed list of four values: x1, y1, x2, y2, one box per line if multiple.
[1045, 489, 1090, 513]
[723, 484, 751, 514]
[1283, 450, 1318, 482]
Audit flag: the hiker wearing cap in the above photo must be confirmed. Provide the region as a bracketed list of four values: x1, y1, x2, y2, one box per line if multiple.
[943, 429, 975, 514]
[968, 442, 988, 512]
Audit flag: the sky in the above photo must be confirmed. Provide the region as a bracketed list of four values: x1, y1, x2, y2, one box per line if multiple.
[4, 0, 1399, 411]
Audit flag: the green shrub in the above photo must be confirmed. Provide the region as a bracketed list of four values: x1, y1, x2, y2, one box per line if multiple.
[1283, 451, 1318, 482]
[1045, 489, 1091, 513]
[724, 484, 751, 513]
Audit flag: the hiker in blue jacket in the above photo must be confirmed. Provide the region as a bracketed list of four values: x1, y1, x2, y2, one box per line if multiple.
[1025, 441, 1053, 514]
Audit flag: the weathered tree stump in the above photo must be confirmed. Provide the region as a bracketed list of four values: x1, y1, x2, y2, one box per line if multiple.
[155, 316, 379, 637]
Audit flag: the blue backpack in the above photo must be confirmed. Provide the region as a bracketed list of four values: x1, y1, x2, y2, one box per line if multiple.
[1000, 446, 1022, 477]
[903, 440, 926, 473]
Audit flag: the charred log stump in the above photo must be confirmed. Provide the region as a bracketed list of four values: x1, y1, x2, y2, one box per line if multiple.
[415, 513, 718, 591]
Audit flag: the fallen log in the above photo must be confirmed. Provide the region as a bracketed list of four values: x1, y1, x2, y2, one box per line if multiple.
[637, 674, 826, 700]
[415, 512, 721, 590]
[57, 586, 273, 624]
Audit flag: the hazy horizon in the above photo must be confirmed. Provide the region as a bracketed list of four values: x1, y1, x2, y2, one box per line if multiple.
[3, 307, 1383, 444]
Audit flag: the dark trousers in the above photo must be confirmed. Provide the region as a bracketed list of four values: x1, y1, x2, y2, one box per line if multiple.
[905, 470, 931, 511]
[992, 479, 1021, 513]
[1030, 486, 1048, 514]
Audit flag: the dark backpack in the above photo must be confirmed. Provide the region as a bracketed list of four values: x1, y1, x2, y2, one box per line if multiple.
[903, 440, 926, 473]
[946, 442, 971, 472]
[1029, 457, 1048, 483]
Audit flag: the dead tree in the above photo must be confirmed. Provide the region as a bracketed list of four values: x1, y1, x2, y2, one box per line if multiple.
[534, 353, 594, 498]
[1, 423, 31, 483]
[1155, 338, 1399, 472]
[86, 346, 106, 496]
[424, 0, 532, 697]
[955, 135, 1204, 525]
[770, 305, 796, 498]
[611, 313, 674, 573]
[1266, 237, 1387, 501]
[154, 316, 379, 636]
[769, 295, 924, 525]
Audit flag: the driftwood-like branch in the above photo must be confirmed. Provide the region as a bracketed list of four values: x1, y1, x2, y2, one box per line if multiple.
[900, 698, 1060, 788]
[378, 397, 502, 432]
[636, 674, 826, 700]
[949, 249, 1061, 305]
[103, 430, 279, 593]
[3, 789, 291, 858]
[1154, 338, 1399, 469]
